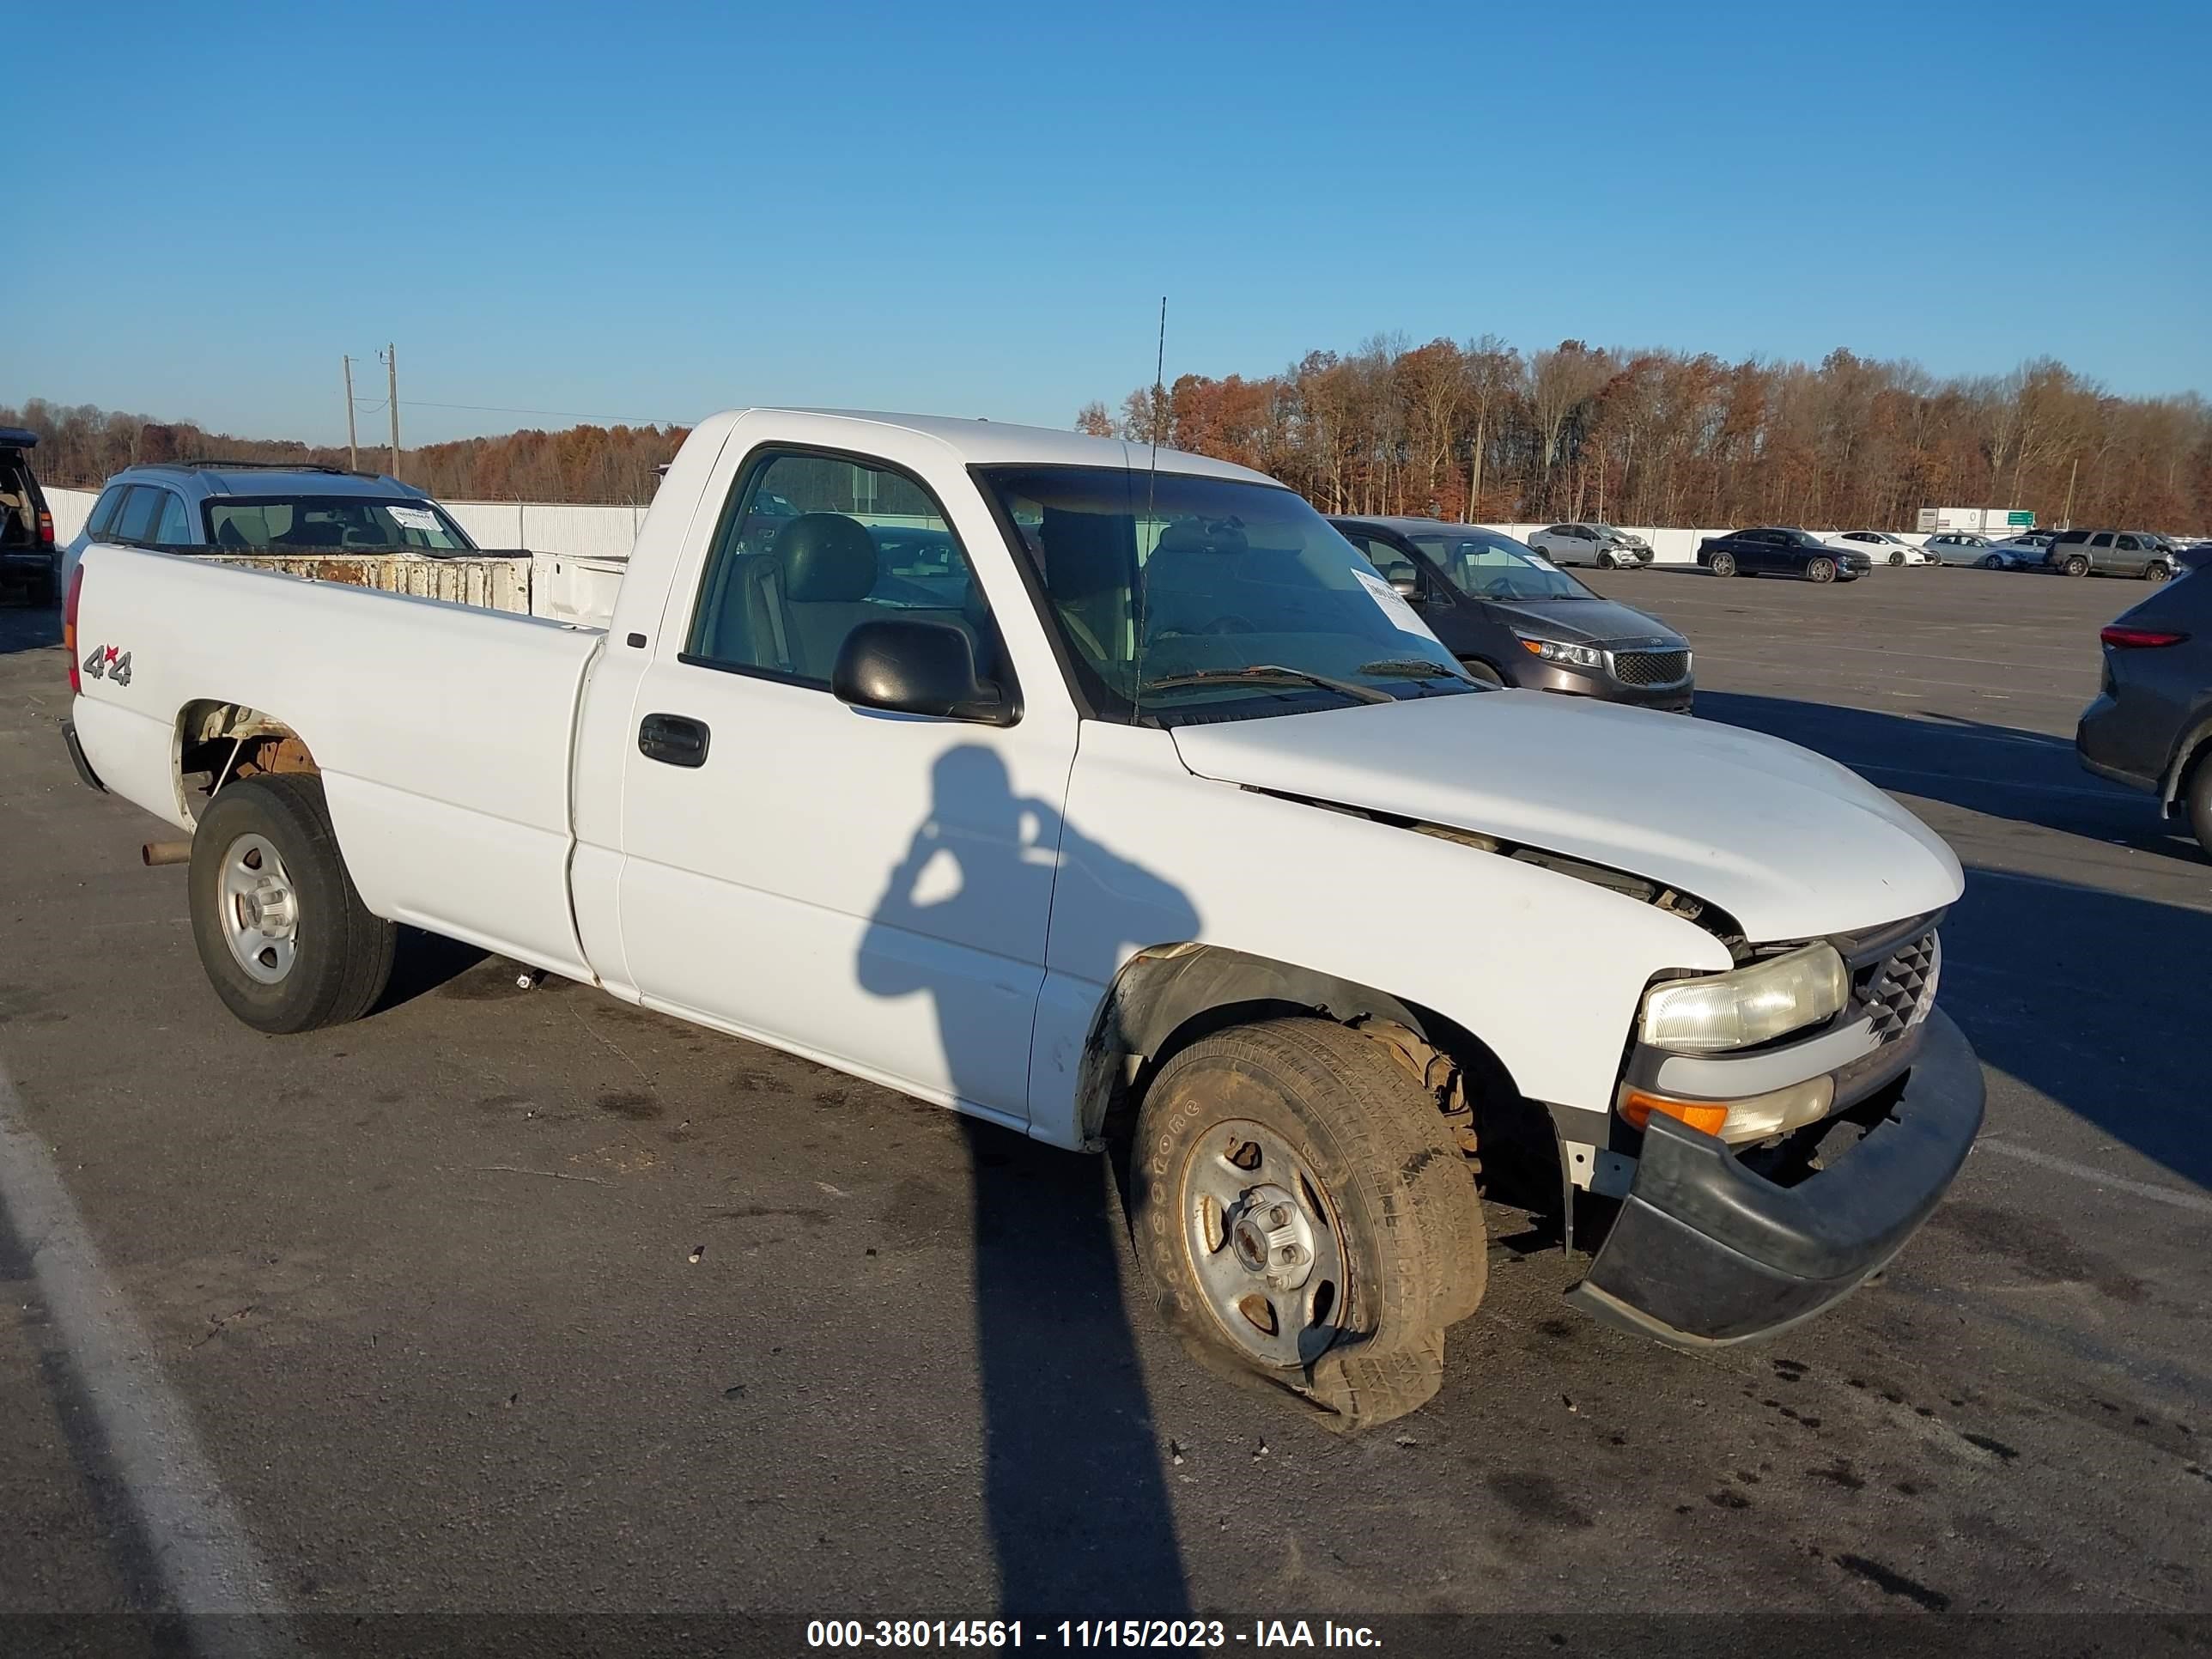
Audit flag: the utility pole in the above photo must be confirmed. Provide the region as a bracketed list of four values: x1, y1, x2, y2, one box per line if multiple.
[384, 344, 401, 478]
[2060, 455, 2079, 530]
[342, 356, 359, 471]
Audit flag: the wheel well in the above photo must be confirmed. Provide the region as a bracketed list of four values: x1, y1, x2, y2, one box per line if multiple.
[173, 701, 320, 827]
[1080, 944, 1546, 1193]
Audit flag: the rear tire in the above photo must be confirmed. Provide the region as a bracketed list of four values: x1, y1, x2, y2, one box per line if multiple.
[1709, 551, 1737, 578]
[187, 775, 396, 1035]
[1808, 556, 1836, 584]
[2188, 752, 2212, 860]
[1131, 1018, 1486, 1431]
[2063, 554, 2090, 578]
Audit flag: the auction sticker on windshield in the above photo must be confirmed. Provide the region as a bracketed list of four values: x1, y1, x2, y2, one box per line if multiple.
[1352, 568, 1439, 639]
[387, 504, 441, 532]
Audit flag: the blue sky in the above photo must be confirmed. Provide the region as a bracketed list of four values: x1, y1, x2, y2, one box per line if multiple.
[15, 0, 2209, 446]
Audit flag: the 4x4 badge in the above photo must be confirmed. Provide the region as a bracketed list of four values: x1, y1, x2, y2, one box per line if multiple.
[82, 645, 131, 687]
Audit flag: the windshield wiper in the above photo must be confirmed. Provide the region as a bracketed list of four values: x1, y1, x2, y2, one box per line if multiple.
[1139, 665, 1394, 704]
[1355, 659, 1478, 686]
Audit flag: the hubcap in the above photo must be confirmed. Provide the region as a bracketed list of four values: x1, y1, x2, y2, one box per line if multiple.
[218, 833, 300, 984]
[1179, 1120, 1348, 1369]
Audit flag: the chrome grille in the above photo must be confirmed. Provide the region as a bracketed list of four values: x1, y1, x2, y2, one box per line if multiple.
[1857, 931, 1939, 1042]
[1611, 648, 1690, 687]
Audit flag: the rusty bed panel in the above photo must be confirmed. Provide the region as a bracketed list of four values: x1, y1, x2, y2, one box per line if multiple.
[212, 553, 534, 615]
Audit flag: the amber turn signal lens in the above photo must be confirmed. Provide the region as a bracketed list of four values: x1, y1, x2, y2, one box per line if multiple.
[1618, 1088, 1729, 1137]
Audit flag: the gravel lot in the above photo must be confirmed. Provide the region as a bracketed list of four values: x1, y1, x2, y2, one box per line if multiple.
[1, 564, 2205, 1650]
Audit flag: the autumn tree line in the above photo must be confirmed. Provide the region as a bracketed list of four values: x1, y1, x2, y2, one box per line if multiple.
[1079, 339, 2212, 532]
[13, 337, 2210, 533]
[2, 399, 685, 507]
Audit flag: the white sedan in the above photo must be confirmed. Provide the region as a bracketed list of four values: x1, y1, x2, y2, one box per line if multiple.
[1823, 530, 1931, 567]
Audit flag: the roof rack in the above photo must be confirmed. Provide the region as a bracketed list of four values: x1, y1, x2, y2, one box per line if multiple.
[172, 459, 377, 476]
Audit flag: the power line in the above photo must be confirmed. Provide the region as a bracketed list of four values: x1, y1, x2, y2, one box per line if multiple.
[394, 398, 693, 426]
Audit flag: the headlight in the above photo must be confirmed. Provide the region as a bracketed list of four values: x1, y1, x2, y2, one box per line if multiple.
[1516, 635, 1604, 671]
[1638, 943, 1848, 1053]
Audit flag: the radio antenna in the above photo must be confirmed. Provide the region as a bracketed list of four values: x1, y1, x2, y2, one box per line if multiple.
[1134, 295, 1167, 722]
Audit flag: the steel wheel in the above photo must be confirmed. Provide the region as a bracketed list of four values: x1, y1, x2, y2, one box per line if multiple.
[1176, 1119, 1350, 1370]
[1808, 556, 1836, 584]
[218, 833, 300, 984]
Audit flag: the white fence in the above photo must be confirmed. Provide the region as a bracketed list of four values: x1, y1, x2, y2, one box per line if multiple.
[47, 486, 1940, 566]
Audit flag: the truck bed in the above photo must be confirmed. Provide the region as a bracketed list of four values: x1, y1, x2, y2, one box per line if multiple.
[206, 548, 627, 629]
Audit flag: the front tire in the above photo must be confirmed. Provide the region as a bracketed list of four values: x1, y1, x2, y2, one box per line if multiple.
[2144, 562, 2171, 583]
[1981, 554, 2003, 570]
[188, 774, 396, 1035]
[1889, 550, 1905, 567]
[1709, 550, 1738, 578]
[1595, 550, 1615, 569]
[1807, 556, 1836, 584]
[1131, 1018, 1486, 1430]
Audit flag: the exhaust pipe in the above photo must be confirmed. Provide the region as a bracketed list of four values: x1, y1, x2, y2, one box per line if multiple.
[142, 840, 193, 867]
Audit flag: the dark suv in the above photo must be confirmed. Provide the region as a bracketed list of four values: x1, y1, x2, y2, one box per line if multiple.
[0, 427, 58, 606]
[2045, 529, 2178, 581]
[1333, 517, 1692, 711]
[2075, 568, 2211, 856]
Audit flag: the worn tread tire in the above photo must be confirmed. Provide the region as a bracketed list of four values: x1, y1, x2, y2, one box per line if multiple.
[1131, 1018, 1486, 1431]
[188, 775, 396, 1035]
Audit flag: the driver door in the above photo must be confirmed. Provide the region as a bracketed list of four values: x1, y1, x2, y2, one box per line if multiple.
[613, 445, 1076, 1124]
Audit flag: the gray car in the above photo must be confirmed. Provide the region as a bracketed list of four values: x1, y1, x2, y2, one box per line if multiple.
[61, 460, 477, 590]
[1333, 517, 1692, 711]
[2075, 568, 2212, 856]
[1525, 522, 1654, 568]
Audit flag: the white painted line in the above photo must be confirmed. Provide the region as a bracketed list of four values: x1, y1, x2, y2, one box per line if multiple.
[1977, 1139, 2212, 1218]
[0, 1060, 295, 1652]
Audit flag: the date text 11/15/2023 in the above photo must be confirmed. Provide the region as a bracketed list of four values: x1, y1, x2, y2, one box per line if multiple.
[805, 1620, 1383, 1649]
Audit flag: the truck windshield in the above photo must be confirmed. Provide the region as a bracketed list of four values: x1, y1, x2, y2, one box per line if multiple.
[1408, 529, 1591, 601]
[202, 496, 476, 553]
[976, 465, 1473, 724]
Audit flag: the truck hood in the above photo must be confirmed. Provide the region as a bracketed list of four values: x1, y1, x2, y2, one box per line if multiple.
[1169, 692, 1962, 942]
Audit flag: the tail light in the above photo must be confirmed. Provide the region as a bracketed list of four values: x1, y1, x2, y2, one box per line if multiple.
[64, 566, 84, 694]
[2100, 625, 2188, 649]
[37, 509, 54, 547]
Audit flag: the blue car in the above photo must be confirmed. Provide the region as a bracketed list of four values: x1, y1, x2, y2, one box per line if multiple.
[61, 461, 477, 591]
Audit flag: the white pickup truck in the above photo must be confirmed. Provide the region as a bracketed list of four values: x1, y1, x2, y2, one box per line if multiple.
[61, 409, 1984, 1426]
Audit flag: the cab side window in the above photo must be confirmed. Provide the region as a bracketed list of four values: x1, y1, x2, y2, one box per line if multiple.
[686, 450, 1001, 688]
[112, 487, 161, 542]
[88, 486, 129, 537]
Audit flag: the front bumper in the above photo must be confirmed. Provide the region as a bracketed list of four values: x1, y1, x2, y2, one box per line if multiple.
[1509, 660, 1693, 713]
[1567, 1007, 1983, 1347]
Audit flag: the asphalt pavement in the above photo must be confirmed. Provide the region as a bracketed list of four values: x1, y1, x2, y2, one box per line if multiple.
[0, 563, 2206, 1654]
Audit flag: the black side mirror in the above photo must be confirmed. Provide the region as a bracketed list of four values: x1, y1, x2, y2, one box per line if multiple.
[832, 618, 1015, 726]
